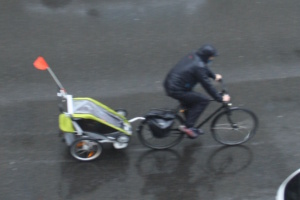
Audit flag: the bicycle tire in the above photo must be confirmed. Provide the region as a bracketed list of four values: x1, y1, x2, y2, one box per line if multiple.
[69, 138, 102, 161]
[210, 108, 258, 145]
[137, 116, 184, 149]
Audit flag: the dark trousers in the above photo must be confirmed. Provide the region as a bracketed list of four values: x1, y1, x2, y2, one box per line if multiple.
[170, 91, 210, 128]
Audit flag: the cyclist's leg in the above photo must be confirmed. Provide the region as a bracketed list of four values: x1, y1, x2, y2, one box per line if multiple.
[168, 91, 209, 134]
[177, 92, 210, 136]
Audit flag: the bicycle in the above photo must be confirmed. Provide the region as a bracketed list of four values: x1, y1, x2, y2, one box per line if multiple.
[137, 80, 259, 149]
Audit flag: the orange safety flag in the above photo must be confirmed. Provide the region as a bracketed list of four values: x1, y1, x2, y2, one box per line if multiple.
[33, 56, 49, 70]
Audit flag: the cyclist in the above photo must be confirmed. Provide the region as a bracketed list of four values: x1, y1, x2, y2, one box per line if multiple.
[163, 44, 231, 138]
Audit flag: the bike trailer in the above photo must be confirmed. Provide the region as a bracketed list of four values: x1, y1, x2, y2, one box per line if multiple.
[33, 57, 133, 162]
[59, 97, 131, 134]
[59, 97, 132, 145]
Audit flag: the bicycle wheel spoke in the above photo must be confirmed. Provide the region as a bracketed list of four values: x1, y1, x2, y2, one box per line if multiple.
[75, 148, 84, 153]
[213, 124, 251, 130]
[211, 108, 258, 145]
[213, 127, 234, 130]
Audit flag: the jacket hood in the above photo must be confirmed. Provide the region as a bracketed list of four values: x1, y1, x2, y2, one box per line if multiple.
[196, 44, 218, 63]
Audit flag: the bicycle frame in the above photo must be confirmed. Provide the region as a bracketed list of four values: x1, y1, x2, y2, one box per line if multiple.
[174, 79, 233, 128]
[200, 103, 233, 128]
[177, 102, 232, 129]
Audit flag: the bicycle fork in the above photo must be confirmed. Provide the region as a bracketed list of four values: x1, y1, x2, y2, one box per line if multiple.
[225, 109, 238, 129]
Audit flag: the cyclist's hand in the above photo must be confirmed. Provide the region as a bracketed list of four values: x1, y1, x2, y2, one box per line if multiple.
[222, 94, 230, 102]
[215, 74, 222, 81]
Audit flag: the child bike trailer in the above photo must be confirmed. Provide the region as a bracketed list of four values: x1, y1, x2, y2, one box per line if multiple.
[33, 56, 133, 161]
[59, 97, 132, 161]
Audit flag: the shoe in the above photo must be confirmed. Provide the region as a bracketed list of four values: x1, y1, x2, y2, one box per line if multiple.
[179, 125, 199, 139]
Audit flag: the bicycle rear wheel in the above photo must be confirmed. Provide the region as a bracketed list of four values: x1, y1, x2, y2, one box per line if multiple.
[211, 108, 258, 145]
[137, 116, 184, 149]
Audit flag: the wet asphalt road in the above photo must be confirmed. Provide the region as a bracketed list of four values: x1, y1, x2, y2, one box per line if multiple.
[1, 1, 300, 200]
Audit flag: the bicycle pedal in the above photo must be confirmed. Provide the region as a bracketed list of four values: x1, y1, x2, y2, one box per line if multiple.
[198, 129, 205, 135]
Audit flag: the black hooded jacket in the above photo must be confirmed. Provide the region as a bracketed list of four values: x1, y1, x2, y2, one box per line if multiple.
[163, 52, 223, 102]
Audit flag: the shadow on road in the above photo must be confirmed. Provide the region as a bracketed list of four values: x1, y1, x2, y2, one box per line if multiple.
[135, 145, 253, 199]
[58, 148, 130, 199]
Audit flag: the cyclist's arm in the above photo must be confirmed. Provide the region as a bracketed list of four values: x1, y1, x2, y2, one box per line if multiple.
[206, 66, 216, 80]
[207, 66, 223, 81]
[195, 67, 223, 102]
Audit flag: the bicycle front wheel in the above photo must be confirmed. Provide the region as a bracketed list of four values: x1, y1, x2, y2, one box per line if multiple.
[137, 116, 184, 149]
[211, 108, 258, 145]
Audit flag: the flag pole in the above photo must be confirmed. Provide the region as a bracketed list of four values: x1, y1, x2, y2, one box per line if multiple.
[46, 67, 65, 91]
